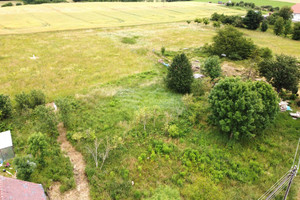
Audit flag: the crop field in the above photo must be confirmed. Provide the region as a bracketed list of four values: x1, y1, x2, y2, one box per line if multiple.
[195, 0, 299, 7]
[0, 2, 245, 34]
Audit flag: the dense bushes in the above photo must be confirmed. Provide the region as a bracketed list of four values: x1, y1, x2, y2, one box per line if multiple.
[1, 2, 13, 7]
[0, 94, 12, 120]
[208, 77, 278, 140]
[166, 53, 193, 94]
[22, 0, 65, 4]
[33, 105, 58, 138]
[259, 54, 300, 93]
[243, 10, 263, 30]
[293, 23, 300, 40]
[205, 26, 256, 60]
[14, 156, 37, 181]
[15, 90, 45, 110]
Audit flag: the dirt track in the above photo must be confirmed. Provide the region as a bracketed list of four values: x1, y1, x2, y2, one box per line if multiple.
[48, 122, 90, 200]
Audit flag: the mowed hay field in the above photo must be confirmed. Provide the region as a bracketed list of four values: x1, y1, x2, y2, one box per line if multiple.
[1, 22, 300, 100]
[0, 2, 245, 34]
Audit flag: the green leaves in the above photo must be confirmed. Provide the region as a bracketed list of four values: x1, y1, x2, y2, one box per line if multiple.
[209, 77, 279, 140]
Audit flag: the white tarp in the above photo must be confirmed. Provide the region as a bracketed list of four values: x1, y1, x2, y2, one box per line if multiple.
[0, 131, 13, 149]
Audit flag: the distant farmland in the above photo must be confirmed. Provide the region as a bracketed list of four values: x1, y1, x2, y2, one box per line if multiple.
[0, 2, 245, 34]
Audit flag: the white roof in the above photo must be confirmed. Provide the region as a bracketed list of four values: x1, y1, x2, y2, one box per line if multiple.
[0, 130, 13, 149]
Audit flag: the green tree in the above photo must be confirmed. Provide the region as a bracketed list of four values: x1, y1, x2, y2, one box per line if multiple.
[28, 132, 50, 166]
[292, 22, 300, 40]
[203, 56, 222, 80]
[274, 17, 284, 35]
[283, 20, 292, 37]
[243, 10, 263, 30]
[208, 77, 278, 140]
[206, 26, 256, 60]
[56, 97, 77, 129]
[166, 53, 193, 94]
[194, 18, 202, 25]
[0, 94, 12, 120]
[14, 156, 36, 181]
[278, 6, 293, 21]
[259, 54, 300, 93]
[261, 20, 268, 32]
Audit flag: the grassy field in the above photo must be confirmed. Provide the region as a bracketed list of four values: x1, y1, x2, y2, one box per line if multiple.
[194, 0, 298, 7]
[1, 22, 299, 101]
[0, 2, 245, 34]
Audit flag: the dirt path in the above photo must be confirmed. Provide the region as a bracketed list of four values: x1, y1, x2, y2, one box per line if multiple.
[48, 122, 90, 200]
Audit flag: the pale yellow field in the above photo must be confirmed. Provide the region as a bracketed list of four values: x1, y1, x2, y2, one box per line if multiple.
[0, 2, 245, 34]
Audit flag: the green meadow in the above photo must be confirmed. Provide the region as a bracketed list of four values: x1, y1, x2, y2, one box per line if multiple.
[0, 1, 300, 200]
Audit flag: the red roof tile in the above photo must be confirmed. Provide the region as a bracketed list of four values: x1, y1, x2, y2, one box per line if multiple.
[292, 3, 300, 13]
[0, 176, 46, 200]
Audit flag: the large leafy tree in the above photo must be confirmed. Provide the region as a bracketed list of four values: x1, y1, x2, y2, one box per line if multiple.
[206, 26, 256, 60]
[278, 6, 293, 21]
[258, 54, 300, 93]
[208, 78, 278, 140]
[243, 10, 263, 30]
[166, 53, 193, 94]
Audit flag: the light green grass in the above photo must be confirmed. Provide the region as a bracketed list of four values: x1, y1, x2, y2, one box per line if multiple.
[0, 2, 245, 34]
[194, 0, 297, 7]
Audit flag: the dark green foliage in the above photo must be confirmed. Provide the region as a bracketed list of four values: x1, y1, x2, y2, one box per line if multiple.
[1, 2, 13, 7]
[166, 53, 193, 94]
[0, 94, 12, 120]
[283, 20, 292, 37]
[208, 77, 279, 140]
[121, 36, 138, 45]
[213, 21, 221, 28]
[191, 79, 208, 97]
[259, 47, 273, 59]
[261, 20, 268, 32]
[15, 90, 45, 110]
[292, 22, 300, 40]
[267, 13, 279, 25]
[259, 54, 300, 93]
[205, 26, 256, 60]
[14, 156, 36, 181]
[243, 10, 263, 30]
[274, 17, 284, 35]
[28, 132, 50, 166]
[278, 6, 293, 20]
[32, 105, 58, 138]
[16, 2, 22, 5]
[194, 18, 202, 25]
[203, 56, 222, 80]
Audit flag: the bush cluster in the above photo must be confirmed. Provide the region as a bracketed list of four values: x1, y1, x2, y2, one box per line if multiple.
[15, 90, 45, 110]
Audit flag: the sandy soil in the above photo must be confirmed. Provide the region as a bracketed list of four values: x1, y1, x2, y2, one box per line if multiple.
[48, 123, 90, 200]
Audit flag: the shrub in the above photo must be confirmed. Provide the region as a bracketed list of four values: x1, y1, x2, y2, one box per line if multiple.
[292, 22, 300, 40]
[16, 2, 22, 5]
[161, 47, 165, 56]
[259, 54, 300, 93]
[261, 20, 268, 32]
[0, 94, 12, 120]
[168, 124, 180, 138]
[28, 132, 50, 166]
[205, 26, 256, 60]
[1, 2, 13, 7]
[166, 53, 193, 94]
[15, 92, 31, 110]
[191, 79, 207, 97]
[14, 156, 37, 181]
[15, 90, 45, 110]
[283, 20, 292, 37]
[208, 77, 278, 140]
[33, 105, 58, 138]
[243, 10, 263, 30]
[194, 18, 202, 25]
[121, 36, 138, 44]
[56, 97, 78, 129]
[258, 47, 273, 59]
[186, 20, 191, 24]
[203, 56, 222, 80]
[274, 17, 284, 35]
[203, 18, 210, 25]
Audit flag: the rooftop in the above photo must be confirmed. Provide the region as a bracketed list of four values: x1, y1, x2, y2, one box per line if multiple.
[292, 3, 300, 14]
[0, 176, 46, 200]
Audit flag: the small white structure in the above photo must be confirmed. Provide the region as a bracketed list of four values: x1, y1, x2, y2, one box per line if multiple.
[292, 4, 300, 22]
[0, 130, 14, 163]
[279, 101, 288, 112]
[193, 74, 205, 79]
